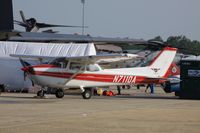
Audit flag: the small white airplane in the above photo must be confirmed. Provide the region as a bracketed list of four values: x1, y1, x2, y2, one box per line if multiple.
[11, 47, 177, 99]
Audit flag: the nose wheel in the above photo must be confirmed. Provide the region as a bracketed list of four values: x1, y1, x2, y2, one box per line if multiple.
[37, 90, 45, 97]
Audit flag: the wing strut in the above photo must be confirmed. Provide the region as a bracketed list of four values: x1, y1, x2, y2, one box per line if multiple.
[62, 66, 85, 85]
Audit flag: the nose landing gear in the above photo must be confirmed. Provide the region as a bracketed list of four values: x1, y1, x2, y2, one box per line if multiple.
[37, 89, 46, 97]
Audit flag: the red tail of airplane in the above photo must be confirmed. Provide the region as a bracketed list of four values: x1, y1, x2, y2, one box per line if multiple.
[148, 47, 177, 79]
[166, 63, 180, 77]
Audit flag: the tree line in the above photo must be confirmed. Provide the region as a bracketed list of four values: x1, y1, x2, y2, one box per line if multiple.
[152, 35, 200, 55]
[120, 35, 200, 55]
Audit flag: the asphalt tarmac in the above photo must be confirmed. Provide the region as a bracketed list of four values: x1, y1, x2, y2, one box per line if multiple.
[0, 88, 200, 133]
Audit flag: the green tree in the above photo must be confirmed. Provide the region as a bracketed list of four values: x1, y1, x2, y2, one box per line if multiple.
[166, 35, 200, 55]
[149, 36, 164, 42]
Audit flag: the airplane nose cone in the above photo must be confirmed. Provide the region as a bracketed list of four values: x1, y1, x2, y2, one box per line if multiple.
[21, 67, 30, 72]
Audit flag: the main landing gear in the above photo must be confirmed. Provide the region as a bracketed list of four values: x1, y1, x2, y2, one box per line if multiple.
[55, 89, 65, 98]
[81, 88, 92, 99]
[36, 87, 92, 99]
[37, 88, 65, 98]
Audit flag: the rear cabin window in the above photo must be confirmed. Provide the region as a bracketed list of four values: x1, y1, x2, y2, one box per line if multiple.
[86, 64, 100, 72]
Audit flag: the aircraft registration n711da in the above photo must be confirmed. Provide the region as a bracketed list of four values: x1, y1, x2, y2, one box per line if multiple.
[10, 47, 177, 99]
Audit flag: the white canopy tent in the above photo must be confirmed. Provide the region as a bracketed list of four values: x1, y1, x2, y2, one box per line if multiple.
[0, 41, 96, 57]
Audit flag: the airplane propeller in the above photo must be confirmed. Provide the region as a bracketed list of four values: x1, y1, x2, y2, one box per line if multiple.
[14, 10, 88, 32]
[19, 58, 31, 68]
[19, 58, 35, 86]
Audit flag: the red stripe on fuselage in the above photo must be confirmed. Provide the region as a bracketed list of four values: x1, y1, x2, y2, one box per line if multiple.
[33, 64, 59, 68]
[31, 71, 161, 84]
[33, 71, 73, 78]
[33, 71, 115, 82]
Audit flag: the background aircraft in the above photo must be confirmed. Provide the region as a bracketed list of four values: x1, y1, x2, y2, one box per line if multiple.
[14, 10, 88, 33]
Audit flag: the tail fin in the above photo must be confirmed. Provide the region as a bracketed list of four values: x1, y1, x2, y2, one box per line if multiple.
[149, 47, 177, 78]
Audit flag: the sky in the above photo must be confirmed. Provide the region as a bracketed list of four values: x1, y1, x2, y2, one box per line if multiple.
[13, 0, 200, 41]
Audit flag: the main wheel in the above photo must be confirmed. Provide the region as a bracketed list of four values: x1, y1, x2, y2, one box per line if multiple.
[55, 89, 64, 98]
[82, 88, 92, 99]
[37, 90, 45, 97]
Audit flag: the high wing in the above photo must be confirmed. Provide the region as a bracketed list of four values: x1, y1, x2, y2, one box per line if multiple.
[64, 54, 141, 64]
[10, 53, 141, 64]
[96, 54, 142, 63]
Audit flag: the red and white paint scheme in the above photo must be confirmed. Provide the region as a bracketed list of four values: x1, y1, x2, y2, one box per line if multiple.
[14, 47, 177, 99]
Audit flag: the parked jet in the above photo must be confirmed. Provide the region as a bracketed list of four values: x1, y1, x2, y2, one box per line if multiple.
[11, 47, 177, 99]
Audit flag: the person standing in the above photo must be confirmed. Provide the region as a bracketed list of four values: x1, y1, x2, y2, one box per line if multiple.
[150, 84, 154, 94]
[117, 86, 121, 95]
[145, 84, 154, 94]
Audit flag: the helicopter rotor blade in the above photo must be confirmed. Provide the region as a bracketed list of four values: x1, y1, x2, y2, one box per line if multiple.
[19, 10, 27, 24]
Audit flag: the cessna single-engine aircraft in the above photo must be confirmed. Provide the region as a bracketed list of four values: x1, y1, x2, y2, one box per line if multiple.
[11, 47, 177, 99]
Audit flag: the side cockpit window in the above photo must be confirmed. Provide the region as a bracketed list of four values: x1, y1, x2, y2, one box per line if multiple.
[49, 58, 68, 68]
[69, 62, 82, 71]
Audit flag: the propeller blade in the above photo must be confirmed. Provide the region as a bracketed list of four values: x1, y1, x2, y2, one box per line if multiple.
[19, 58, 31, 67]
[30, 79, 35, 86]
[36, 23, 88, 28]
[19, 58, 26, 67]
[23, 71, 27, 81]
[23, 71, 35, 86]
[14, 20, 27, 27]
[19, 10, 27, 24]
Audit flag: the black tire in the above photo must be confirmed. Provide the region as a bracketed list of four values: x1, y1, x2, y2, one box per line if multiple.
[37, 90, 45, 97]
[55, 89, 64, 98]
[82, 88, 92, 99]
